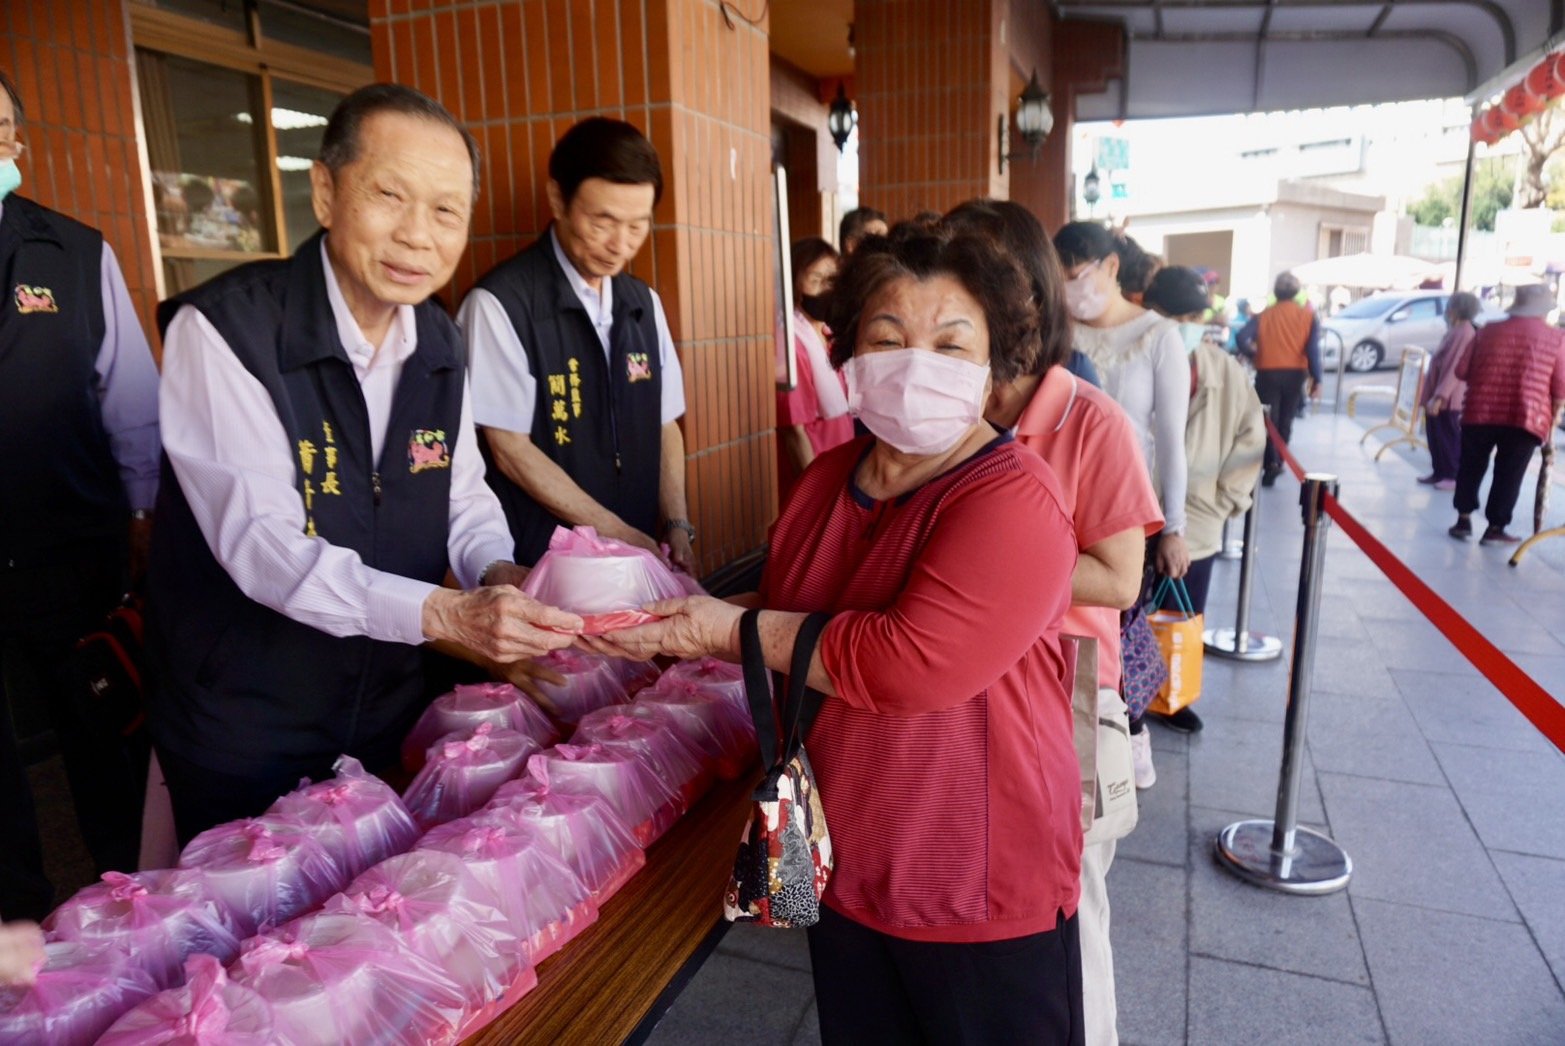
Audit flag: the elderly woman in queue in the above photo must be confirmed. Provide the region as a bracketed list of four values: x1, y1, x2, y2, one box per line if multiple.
[600, 226, 1084, 1043]
[951, 200, 1162, 1046]
[777, 238, 854, 500]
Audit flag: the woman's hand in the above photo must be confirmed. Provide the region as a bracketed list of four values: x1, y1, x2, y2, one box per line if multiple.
[1156, 532, 1191, 580]
[593, 595, 745, 662]
[1426, 396, 1444, 417]
[0, 922, 44, 987]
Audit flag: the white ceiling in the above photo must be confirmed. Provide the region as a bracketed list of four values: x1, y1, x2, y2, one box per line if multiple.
[1054, 0, 1563, 118]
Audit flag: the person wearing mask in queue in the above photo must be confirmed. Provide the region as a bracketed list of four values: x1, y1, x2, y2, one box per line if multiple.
[1236, 271, 1322, 486]
[1111, 233, 1160, 306]
[0, 71, 161, 918]
[1054, 221, 1189, 789]
[838, 206, 888, 255]
[1418, 292, 1481, 491]
[777, 238, 853, 501]
[954, 199, 1161, 1046]
[149, 84, 583, 843]
[461, 118, 695, 570]
[597, 225, 1085, 1044]
[1143, 265, 1264, 718]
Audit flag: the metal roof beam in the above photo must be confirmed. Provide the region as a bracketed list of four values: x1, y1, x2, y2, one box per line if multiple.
[1137, 28, 1480, 91]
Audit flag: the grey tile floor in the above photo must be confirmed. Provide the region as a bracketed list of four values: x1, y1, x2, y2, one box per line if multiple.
[646, 400, 1565, 1045]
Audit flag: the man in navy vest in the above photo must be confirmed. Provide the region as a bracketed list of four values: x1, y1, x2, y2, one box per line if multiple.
[0, 72, 161, 918]
[149, 84, 583, 843]
[460, 118, 694, 571]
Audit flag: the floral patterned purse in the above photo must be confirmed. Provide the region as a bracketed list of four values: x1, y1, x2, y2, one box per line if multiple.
[724, 610, 833, 928]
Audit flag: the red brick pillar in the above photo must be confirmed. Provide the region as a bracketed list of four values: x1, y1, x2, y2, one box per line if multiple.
[371, 0, 777, 575]
[1, 1, 159, 343]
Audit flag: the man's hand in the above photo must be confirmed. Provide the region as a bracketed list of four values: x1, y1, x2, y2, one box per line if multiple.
[1155, 532, 1191, 580]
[1307, 378, 1322, 401]
[602, 521, 663, 557]
[480, 561, 529, 588]
[421, 586, 582, 663]
[1426, 396, 1444, 417]
[128, 515, 153, 585]
[666, 528, 695, 572]
[0, 922, 44, 987]
[495, 657, 567, 708]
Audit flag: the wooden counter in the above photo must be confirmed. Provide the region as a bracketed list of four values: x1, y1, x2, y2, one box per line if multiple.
[466, 774, 755, 1044]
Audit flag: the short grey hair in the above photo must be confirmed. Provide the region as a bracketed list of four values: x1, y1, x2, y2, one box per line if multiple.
[318, 83, 479, 199]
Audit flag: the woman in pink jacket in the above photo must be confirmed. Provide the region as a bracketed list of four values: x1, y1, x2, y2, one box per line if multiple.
[1419, 292, 1481, 490]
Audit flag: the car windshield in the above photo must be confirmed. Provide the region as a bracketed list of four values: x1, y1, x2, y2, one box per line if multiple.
[1335, 296, 1402, 320]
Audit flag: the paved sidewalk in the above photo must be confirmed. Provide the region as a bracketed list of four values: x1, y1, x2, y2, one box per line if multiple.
[646, 405, 1565, 1046]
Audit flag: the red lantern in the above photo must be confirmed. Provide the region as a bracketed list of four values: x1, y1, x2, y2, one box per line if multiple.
[1552, 53, 1565, 99]
[1502, 83, 1545, 120]
[1488, 104, 1520, 135]
[1524, 56, 1562, 100]
[1470, 116, 1495, 145]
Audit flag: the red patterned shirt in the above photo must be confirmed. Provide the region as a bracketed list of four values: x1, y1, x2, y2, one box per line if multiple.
[760, 433, 1080, 943]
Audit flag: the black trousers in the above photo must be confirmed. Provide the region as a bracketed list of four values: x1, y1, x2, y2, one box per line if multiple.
[0, 540, 145, 919]
[808, 905, 1084, 1045]
[1254, 369, 1307, 474]
[1454, 424, 1540, 530]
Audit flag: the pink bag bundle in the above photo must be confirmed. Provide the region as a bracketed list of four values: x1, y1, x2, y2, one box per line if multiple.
[96, 954, 274, 1045]
[401, 682, 560, 773]
[486, 776, 646, 903]
[526, 743, 685, 847]
[521, 526, 689, 634]
[528, 648, 648, 725]
[266, 756, 419, 881]
[573, 704, 714, 808]
[331, 850, 534, 1016]
[0, 939, 159, 1045]
[414, 814, 597, 967]
[402, 722, 541, 829]
[44, 869, 243, 990]
[231, 910, 466, 1046]
[177, 818, 345, 937]
[660, 656, 749, 716]
[636, 674, 759, 780]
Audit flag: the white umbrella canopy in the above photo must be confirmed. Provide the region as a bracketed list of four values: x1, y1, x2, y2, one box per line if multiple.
[1290, 253, 1443, 291]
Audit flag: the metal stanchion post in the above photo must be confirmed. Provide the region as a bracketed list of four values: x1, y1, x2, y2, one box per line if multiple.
[1216, 474, 1353, 895]
[1204, 477, 1282, 661]
[1219, 516, 1243, 560]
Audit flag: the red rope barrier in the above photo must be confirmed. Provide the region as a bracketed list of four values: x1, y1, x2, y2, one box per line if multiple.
[1262, 422, 1565, 754]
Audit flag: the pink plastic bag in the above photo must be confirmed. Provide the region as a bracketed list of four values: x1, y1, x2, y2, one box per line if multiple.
[332, 850, 534, 1014]
[402, 723, 541, 830]
[401, 683, 560, 773]
[177, 819, 345, 937]
[522, 526, 689, 633]
[414, 814, 597, 967]
[44, 869, 243, 990]
[526, 743, 685, 847]
[485, 776, 646, 903]
[97, 954, 275, 1044]
[232, 910, 466, 1046]
[0, 939, 159, 1045]
[660, 657, 748, 716]
[636, 673, 759, 780]
[266, 756, 419, 881]
[573, 704, 713, 809]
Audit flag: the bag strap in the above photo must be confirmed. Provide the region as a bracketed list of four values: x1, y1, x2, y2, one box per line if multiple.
[1150, 575, 1196, 617]
[739, 609, 779, 772]
[738, 609, 832, 772]
[779, 612, 832, 762]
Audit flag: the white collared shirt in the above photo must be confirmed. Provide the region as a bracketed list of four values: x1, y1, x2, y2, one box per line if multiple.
[159, 237, 516, 646]
[459, 228, 685, 435]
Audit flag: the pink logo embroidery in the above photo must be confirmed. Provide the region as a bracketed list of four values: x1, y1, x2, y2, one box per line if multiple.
[14, 284, 57, 314]
[407, 429, 450, 473]
[626, 352, 652, 382]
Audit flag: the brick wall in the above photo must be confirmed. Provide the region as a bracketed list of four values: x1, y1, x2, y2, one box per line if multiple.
[372, 0, 776, 575]
[1, 1, 158, 342]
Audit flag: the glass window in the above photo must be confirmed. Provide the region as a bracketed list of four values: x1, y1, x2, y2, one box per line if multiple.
[1336, 296, 1398, 320]
[258, 0, 371, 65]
[132, 0, 250, 34]
[1402, 298, 1440, 320]
[271, 79, 343, 254]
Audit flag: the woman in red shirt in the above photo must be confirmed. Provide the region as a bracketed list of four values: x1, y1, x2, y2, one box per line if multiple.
[601, 227, 1083, 1043]
[777, 238, 855, 501]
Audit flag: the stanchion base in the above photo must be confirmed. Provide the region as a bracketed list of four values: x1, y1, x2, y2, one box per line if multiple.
[1204, 627, 1283, 661]
[1219, 539, 1244, 561]
[1216, 820, 1352, 895]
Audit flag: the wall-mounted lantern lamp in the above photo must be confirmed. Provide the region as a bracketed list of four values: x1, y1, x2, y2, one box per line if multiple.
[998, 69, 1054, 174]
[828, 83, 857, 153]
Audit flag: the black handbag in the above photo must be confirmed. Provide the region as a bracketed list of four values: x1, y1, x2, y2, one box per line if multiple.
[723, 609, 834, 928]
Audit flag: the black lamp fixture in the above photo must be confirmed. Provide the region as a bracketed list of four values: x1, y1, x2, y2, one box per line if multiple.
[1082, 166, 1102, 206]
[828, 82, 857, 153]
[998, 68, 1055, 174]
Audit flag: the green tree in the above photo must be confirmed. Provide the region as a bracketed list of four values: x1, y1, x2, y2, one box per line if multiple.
[1408, 159, 1515, 232]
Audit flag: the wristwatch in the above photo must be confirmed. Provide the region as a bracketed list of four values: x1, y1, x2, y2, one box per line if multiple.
[664, 518, 697, 543]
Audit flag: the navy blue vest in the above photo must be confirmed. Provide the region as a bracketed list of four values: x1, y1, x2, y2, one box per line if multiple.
[146, 233, 463, 776]
[474, 232, 662, 565]
[0, 195, 119, 565]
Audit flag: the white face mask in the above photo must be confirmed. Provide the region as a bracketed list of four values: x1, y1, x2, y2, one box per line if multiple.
[843, 348, 991, 456]
[1064, 260, 1109, 322]
[0, 159, 20, 202]
[1178, 322, 1206, 354]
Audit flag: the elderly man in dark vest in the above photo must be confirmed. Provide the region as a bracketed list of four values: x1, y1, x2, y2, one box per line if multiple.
[0, 71, 160, 917]
[148, 84, 582, 843]
[459, 118, 694, 571]
[1236, 271, 1322, 486]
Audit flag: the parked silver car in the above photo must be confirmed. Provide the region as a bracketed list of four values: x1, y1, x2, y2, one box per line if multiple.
[1321, 291, 1452, 373]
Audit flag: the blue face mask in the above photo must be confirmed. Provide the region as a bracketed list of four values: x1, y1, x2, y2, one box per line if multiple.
[0, 160, 20, 201]
[1178, 322, 1206, 354]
